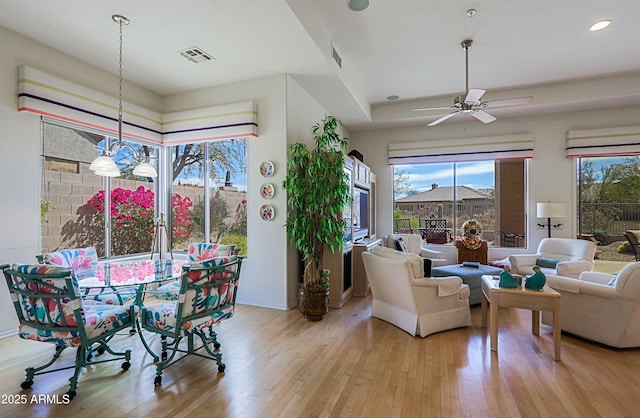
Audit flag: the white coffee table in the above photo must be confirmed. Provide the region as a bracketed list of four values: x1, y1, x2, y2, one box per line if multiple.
[480, 274, 562, 361]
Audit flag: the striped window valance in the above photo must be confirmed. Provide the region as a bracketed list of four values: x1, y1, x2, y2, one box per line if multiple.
[566, 126, 640, 157]
[161, 101, 257, 144]
[18, 65, 162, 144]
[388, 133, 534, 165]
[18, 65, 258, 144]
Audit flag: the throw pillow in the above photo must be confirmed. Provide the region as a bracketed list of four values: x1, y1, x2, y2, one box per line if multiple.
[423, 258, 432, 277]
[536, 257, 561, 269]
[395, 238, 409, 253]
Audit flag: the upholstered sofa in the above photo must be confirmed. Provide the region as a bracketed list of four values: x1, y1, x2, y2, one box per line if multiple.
[542, 262, 640, 348]
[362, 247, 470, 337]
[382, 234, 449, 268]
[509, 238, 596, 279]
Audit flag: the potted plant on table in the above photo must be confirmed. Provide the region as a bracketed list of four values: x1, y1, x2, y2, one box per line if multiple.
[282, 116, 351, 321]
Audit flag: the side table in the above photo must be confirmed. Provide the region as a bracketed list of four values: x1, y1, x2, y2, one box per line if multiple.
[480, 274, 562, 361]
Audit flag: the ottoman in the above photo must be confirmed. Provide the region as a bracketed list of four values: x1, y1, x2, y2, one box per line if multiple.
[431, 264, 503, 305]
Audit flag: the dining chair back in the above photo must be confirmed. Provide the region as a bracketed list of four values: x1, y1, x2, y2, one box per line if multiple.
[153, 242, 236, 301]
[37, 247, 135, 305]
[1, 263, 133, 400]
[187, 242, 235, 262]
[141, 255, 243, 386]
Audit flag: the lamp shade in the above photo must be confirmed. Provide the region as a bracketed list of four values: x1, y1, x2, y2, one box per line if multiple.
[89, 155, 118, 171]
[92, 164, 121, 177]
[537, 202, 565, 219]
[133, 161, 158, 177]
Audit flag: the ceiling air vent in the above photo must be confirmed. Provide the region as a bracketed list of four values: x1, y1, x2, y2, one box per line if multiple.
[178, 47, 215, 63]
[331, 43, 342, 68]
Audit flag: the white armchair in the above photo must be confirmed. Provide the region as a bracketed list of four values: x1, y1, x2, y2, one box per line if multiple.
[383, 234, 449, 267]
[509, 238, 596, 279]
[542, 262, 640, 348]
[362, 249, 470, 337]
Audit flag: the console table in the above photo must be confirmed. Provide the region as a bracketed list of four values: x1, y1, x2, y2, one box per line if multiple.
[352, 238, 381, 297]
[455, 240, 488, 265]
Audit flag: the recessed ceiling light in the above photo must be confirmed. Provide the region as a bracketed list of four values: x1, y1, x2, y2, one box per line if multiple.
[589, 19, 612, 32]
[466, 9, 476, 18]
[348, 0, 369, 12]
[387, 95, 399, 101]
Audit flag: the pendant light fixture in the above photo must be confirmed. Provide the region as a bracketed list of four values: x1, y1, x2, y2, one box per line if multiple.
[89, 14, 157, 178]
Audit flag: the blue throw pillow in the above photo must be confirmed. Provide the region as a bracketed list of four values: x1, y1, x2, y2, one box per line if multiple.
[536, 257, 561, 269]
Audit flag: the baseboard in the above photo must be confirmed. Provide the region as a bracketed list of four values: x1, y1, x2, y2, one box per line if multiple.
[0, 328, 18, 339]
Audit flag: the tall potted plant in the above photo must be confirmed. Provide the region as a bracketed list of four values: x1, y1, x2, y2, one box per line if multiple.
[282, 116, 351, 320]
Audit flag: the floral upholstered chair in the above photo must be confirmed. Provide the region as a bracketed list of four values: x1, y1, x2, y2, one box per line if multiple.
[1, 264, 133, 400]
[153, 242, 235, 301]
[141, 255, 242, 386]
[38, 247, 135, 305]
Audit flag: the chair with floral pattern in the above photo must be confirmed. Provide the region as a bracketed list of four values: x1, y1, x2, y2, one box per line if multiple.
[141, 255, 242, 386]
[1, 263, 133, 400]
[153, 242, 235, 301]
[37, 247, 135, 305]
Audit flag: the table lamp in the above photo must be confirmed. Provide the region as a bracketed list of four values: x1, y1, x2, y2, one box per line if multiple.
[537, 202, 565, 238]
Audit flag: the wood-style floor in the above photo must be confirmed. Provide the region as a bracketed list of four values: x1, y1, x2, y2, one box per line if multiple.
[1, 295, 639, 418]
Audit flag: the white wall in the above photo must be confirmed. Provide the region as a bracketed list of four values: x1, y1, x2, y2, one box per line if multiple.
[164, 75, 293, 309]
[349, 105, 640, 262]
[283, 76, 336, 307]
[0, 26, 161, 336]
[0, 26, 334, 336]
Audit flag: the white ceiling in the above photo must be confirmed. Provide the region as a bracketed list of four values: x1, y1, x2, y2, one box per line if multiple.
[1, 0, 639, 131]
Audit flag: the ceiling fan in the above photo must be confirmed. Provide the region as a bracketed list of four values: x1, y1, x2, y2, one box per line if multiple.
[414, 39, 533, 126]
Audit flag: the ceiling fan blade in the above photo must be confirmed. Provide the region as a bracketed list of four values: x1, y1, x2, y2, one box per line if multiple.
[413, 106, 455, 112]
[428, 111, 460, 127]
[470, 109, 496, 124]
[482, 96, 534, 108]
[464, 88, 486, 104]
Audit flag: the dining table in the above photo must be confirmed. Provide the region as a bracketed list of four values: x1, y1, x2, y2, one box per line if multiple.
[77, 258, 188, 352]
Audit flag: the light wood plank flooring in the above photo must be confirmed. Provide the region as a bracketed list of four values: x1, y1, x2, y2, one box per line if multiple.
[0, 295, 639, 418]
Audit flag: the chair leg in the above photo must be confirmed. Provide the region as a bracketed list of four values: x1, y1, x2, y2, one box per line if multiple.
[21, 344, 67, 389]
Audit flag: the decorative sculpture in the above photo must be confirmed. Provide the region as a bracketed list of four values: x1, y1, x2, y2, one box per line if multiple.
[499, 265, 518, 288]
[525, 265, 546, 291]
[461, 219, 483, 250]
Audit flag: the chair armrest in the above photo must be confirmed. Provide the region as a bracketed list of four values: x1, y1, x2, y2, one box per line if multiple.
[545, 275, 580, 293]
[579, 271, 614, 285]
[420, 247, 445, 259]
[556, 260, 593, 277]
[412, 276, 462, 297]
[509, 254, 539, 270]
[578, 281, 619, 299]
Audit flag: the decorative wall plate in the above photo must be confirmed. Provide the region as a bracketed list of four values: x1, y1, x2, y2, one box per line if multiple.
[260, 161, 275, 177]
[260, 204, 275, 221]
[260, 183, 275, 199]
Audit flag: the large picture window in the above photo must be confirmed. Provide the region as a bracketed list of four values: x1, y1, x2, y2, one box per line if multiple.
[578, 155, 640, 242]
[393, 159, 526, 247]
[40, 121, 159, 258]
[170, 139, 247, 255]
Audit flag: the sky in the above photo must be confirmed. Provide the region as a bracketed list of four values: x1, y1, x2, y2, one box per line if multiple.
[394, 161, 496, 197]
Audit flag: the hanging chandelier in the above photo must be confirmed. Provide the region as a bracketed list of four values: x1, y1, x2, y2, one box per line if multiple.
[89, 14, 157, 178]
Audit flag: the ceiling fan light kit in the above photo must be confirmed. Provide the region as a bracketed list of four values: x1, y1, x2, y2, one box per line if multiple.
[415, 39, 533, 126]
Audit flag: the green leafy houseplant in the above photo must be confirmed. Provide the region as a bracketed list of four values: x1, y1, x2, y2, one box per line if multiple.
[282, 116, 351, 291]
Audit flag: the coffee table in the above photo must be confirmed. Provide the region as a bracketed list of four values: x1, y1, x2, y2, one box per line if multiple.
[431, 264, 503, 305]
[480, 274, 562, 361]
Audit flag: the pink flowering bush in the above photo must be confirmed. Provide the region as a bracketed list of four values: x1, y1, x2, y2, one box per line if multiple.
[87, 186, 193, 255]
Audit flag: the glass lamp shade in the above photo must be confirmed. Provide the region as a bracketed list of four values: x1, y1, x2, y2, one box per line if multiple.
[348, 0, 369, 11]
[93, 164, 121, 177]
[90, 155, 121, 177]
[89, 155, 117, 171]
[133, 161, 158, 177]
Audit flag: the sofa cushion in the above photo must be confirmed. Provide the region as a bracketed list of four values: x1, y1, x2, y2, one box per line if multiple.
[537, 257, 561, 269]
[371, 246, 423, 277]
[395, 238, 409, 253]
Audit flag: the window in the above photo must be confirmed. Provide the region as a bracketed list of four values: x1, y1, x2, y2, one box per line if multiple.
[40, 121, 159, 257]
[578, 155, 640, 242]
[170, 139, 247, 255]
[393, 159, 526, 247]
